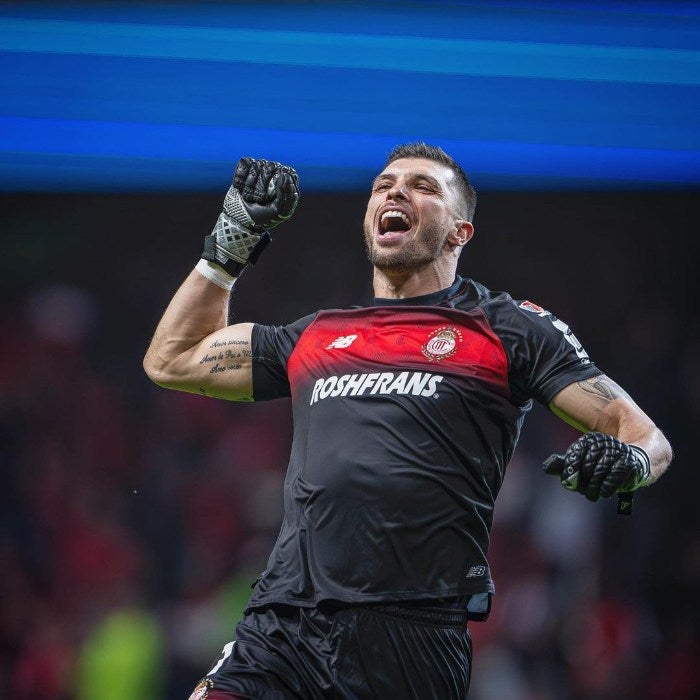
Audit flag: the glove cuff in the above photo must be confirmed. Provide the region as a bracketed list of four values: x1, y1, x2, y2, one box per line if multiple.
[621, 445, 652, 491]
[201, 233, 248, 277]
[200, 230, 272, 278]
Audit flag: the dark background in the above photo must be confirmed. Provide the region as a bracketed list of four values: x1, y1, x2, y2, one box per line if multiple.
[1, 189, 698, 698]
[2, 0, 699, 696]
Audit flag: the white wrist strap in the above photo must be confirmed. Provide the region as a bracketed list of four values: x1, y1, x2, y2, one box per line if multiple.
[195, 259, 236, 291]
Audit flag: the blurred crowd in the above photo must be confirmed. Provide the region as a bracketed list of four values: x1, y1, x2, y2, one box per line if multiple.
[2, 185, 699, 699]
[1, 280, 697, 700]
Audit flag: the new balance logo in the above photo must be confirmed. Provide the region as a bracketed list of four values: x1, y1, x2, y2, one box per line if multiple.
[326, 334, 358, 350]
[310, 371, 444, 406]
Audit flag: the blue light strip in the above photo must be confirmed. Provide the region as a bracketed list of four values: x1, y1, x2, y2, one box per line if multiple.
[0, 2, 698, 191]
[2, 116, 697, 190]
[1, 18, 698, 85]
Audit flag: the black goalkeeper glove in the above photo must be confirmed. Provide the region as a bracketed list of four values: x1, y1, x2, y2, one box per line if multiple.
[543, 431, 651, 502]
[201, 157, 299, 277]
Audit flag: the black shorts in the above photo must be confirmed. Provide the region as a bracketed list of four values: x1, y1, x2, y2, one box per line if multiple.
[190, 600, 472, 699]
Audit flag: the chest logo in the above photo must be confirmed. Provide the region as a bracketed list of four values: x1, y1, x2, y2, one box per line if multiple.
[326, 334, 358, 350]
[422, 326, 462, 362]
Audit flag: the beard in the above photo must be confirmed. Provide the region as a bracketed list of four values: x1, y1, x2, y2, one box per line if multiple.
[363, 220, 449, 272]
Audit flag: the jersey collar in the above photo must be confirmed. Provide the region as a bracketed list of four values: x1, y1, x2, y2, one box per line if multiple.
[373, 276, 464, 307]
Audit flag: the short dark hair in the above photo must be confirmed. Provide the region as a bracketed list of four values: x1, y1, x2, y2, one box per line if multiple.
[385, 142, 477, 221]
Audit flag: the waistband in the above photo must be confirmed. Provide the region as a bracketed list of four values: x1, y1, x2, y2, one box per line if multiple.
[369, 602, 469, 628]
[317, 596, 471, 627]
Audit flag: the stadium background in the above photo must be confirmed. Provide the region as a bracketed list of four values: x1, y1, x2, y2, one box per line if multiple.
[1, 2, 698, 698]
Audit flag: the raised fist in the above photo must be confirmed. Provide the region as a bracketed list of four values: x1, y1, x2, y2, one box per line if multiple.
[201, 158, 299, 277]
[229, 157, 299, 231]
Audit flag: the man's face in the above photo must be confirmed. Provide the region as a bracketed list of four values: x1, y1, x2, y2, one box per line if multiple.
[363, 157, 464, 273]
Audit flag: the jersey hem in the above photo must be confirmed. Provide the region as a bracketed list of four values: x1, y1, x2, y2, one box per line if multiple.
[247, 585, 495, 613]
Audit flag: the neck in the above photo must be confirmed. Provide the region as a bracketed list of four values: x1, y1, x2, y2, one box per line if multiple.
[372, 261, 457, 299]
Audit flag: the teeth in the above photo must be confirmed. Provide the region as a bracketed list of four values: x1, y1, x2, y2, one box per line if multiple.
[380, 210, 410, 229]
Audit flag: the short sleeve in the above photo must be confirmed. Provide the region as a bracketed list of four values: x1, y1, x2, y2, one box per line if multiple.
[251, 313, 317, 400]
[496, 299, 603, 406]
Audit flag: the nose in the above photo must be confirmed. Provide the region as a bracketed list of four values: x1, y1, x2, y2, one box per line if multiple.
[387, 181, 408, 200]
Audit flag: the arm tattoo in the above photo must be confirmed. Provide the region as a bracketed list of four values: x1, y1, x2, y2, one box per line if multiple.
[577, 375, 629, 403]
[198, 349, 246, 373]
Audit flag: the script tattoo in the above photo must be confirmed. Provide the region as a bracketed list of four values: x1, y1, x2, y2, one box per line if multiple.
[210, 339, 248, 348]
[199, 340, 253, 374]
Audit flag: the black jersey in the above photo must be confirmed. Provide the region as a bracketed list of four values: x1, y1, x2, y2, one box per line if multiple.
[248, 276, 601, 613]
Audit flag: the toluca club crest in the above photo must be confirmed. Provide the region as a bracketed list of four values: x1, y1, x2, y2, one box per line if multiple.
[422, 326, 462, 362]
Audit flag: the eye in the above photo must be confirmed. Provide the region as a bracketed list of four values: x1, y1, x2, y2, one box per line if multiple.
[373, 183, 390, 192]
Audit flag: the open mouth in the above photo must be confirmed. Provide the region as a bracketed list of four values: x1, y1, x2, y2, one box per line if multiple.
[378, 209, 412, 240]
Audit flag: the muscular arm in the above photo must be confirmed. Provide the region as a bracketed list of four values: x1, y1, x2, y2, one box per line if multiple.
[144, 157, 298, 402]
[550, 374, 672, 482]
[143, 270, 254, 401]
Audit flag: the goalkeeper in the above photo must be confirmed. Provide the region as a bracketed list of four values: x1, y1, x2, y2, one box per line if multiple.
[144, 148, 672, 699]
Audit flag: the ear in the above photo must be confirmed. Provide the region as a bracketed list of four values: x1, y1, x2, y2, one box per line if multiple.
[448, 220, 474, 248]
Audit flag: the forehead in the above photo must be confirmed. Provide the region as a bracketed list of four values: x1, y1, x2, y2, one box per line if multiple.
[376, 157, 456, 185]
